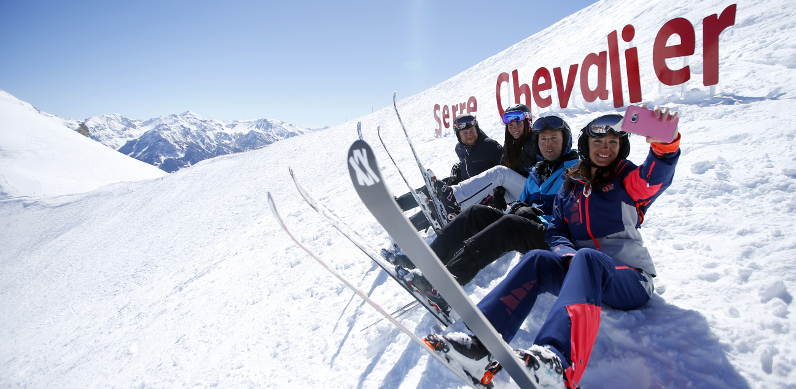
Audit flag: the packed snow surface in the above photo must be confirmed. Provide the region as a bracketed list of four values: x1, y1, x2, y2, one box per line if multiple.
[1, 0, 795, 388]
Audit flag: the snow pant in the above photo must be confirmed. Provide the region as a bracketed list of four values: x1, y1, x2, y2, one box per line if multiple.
[429, 204, 548, 286]
[450, 166, 527, 211]
[477, 248, 654, 388]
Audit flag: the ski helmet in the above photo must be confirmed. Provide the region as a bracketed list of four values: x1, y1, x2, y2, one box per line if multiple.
[531, 115, 573, 156]
[453, 113, 477, 132]
[501, 104, 532, 126]
[577, 114, 630, 166]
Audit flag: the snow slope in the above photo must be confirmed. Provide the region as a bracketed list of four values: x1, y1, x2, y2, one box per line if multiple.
[0, 90, 166, 199]
[1, 0, 795, 388]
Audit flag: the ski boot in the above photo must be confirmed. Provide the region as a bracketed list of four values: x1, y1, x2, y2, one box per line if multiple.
[514, 345, 568, 389]
[380, 248, 416, 270]
[434, 179, 460, 218]
[423, 333, 502, 388]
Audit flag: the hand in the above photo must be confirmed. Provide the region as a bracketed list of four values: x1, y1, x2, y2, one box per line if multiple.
[509, 201, 530, 215]
[641, 104, 680, 144]
[529, 207, 545, 217]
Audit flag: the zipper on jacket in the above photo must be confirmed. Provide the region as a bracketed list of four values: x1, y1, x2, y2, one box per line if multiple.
[582, 189, 601, 251]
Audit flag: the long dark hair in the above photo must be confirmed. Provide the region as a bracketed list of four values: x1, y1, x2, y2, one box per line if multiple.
[564, 137, 625, 190]
[503, 120, 529, 172]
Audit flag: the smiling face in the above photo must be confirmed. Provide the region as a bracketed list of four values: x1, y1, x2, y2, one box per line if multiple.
[588, 133, 621, 167]
[507, 120, 525, 139]
[458, 126, 478, 146]
[537, 129, 564, 161]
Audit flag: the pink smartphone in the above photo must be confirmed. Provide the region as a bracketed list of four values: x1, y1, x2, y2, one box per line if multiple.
[619, 105, 679, 143]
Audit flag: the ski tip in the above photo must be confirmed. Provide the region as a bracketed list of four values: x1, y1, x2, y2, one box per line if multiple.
[266, 192, 277, 214]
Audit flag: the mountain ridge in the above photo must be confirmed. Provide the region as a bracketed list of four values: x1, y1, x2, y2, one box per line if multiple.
[81, 111, 319, 172]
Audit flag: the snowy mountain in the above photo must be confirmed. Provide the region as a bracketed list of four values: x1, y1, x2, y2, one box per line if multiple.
[83, 111, 315, 172]
[1, 0, 795, 388]
[0, 90, 166, 199]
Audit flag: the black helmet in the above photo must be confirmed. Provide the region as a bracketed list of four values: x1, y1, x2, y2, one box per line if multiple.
[453, 113, 480, 144]
[531, 115, 573, 156]
[577, 114, 630, 166]
[502, 104, 533, 125]
[453, 113, 477, 133]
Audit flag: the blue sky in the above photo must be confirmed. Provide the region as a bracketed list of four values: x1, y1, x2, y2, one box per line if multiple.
[0, 0, 599, 128]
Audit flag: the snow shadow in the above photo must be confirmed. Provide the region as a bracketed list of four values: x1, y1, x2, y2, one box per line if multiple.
[330, 265, 389, 367]
[362, 292, 752, 388]
[356, 313, 448, 389]
[582, 294, 751, 389]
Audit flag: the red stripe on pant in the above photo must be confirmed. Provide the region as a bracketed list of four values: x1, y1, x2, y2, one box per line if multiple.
[565, 303, 601, 388]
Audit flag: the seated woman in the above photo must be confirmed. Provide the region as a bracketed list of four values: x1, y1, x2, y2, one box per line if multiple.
[424, 106, 681, 389]
[438, 103, 538, 215]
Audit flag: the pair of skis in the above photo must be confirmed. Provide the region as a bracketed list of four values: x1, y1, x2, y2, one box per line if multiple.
[288, 167, 456, 327]
[267, 193, 476, 388]
[390, 92, 452, 232]
[346, 140, 541, 389]
[360, 94, 452, 233]
[270, 117, 540, 387]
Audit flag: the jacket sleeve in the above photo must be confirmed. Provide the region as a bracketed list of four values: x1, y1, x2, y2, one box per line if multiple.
[517, 180, 531, 203]
[623, 134, 681, 222]
[545, 188, 577, 258]
[490, 140, 504, 168]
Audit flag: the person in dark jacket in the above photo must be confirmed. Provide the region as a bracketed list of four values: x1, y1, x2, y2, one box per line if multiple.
[437, 104, 540, 215]
[395, 113, 503, 230]
[424, 106, 681, 389]
[453, 114, 504, 180]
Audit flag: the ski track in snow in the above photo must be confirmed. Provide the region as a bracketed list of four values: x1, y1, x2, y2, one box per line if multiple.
[2, 0, 796, 388]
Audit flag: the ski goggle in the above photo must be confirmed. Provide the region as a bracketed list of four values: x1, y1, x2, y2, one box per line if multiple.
[501, 110, 531, 124]
[453, 115, 477, 131]
[583, 114, 627, 138]
[531, 116, 567, 133]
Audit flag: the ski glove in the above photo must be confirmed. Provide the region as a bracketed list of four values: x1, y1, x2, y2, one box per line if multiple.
[448, 162, 462, 186]
[509, 202, 545, 223]
[490, 186, 507, 211]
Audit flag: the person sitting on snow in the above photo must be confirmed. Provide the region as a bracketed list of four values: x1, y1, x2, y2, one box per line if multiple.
[394, 112, 503, 230]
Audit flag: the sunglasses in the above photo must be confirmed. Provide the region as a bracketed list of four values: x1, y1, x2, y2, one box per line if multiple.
[584, 114, 627, 138]
[453, 115, 477, 130]
[501, 110, 531, 124]
[532, 116, 566, 133]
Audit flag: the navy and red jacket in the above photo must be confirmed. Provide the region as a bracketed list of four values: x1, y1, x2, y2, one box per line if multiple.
[546, 135, 681, 276]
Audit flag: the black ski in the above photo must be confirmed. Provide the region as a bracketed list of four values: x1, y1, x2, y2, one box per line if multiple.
[347, 140, 541, 389]
[289, 167, 458, 327]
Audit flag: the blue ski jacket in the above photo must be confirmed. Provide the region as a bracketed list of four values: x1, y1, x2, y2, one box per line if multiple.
[546, 136, 681, 276]
[517, 151, 580, 224]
